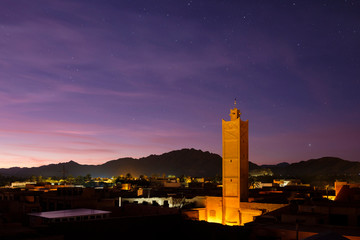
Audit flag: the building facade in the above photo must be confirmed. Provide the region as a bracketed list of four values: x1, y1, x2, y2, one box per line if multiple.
[222, 103, 249, 225]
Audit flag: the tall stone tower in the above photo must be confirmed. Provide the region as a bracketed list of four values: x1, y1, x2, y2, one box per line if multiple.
[222, 100, 249, 225]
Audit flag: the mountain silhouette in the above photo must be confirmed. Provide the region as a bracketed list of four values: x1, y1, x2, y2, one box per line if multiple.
[266, 157, 360, 177]
[0, 150, 357, 179]
[0, 149, 225, 178]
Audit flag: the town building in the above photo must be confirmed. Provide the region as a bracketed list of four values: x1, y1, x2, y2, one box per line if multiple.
[246, 181, 360, 240]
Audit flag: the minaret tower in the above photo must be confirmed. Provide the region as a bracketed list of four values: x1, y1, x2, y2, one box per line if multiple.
[222, 99, 249, 225]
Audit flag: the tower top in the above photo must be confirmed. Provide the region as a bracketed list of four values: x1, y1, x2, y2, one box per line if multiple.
[229, 99, 241, 121]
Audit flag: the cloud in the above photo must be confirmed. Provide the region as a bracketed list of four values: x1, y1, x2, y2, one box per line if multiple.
[0, 112, 216, 167]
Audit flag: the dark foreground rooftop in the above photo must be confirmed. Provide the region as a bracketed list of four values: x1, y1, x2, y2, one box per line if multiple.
[28, 208, 110, 219]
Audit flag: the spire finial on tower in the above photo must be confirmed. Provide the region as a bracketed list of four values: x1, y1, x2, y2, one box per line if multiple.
[230, 98, 240, 120]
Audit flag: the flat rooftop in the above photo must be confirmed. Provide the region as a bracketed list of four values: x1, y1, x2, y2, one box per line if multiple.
[28, 208, 111, 219]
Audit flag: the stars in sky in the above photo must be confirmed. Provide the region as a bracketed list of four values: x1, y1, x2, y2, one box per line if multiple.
[0, 0, 359, 167]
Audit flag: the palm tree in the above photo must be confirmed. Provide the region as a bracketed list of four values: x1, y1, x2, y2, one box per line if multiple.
[125, 173, 132, 180]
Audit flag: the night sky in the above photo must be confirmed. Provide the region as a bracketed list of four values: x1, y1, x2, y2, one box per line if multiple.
[1, 0, 359, 168]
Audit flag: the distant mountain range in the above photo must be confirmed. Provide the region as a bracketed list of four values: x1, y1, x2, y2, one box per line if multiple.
[0, 148, 359, 179]
[0, 149, 222, 178]
[263, 157, 360, 178]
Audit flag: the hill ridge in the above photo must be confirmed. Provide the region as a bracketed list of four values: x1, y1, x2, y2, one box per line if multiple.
[0, 148, 223, 178]
[0, 149, 358, 179]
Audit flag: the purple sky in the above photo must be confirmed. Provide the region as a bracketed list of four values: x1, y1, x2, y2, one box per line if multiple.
[0, 0, 360, 168]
